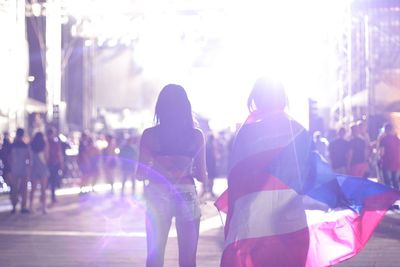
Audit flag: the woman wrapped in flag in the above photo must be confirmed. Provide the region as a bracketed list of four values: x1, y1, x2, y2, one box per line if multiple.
[215, 77, 400, 267]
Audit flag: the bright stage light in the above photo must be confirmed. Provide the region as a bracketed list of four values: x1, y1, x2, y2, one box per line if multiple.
[63, 0, 348, 131]
[179, 0, 349, 130]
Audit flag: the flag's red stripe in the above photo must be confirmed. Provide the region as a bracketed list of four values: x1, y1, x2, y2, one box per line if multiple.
[221, 190, 399, 267]
[221, 227, 309, 267]
[308, 190, 400, 266]
[227, 149, 286, 204]
[214, 190, 228, 213]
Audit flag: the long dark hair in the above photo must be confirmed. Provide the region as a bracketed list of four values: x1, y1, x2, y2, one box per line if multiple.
[155, 84, 194, 130]
[31, 132, 46, 153]
[154, 84, 196, 153]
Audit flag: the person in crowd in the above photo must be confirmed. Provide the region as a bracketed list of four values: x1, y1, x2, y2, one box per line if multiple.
[216, 130, 230, 177]
[77, 131, 92, 194]
[357, 119, 378, 176]
[216, 77, 400, 266]
[326, 129, 337, 143]
[9, 128, 31, 214]
[87, 136, 101, 191]
[216, 77, 310, 266]
[0, 131, 12, 186]
[59, 134, 72, 179]
[376, 125, 387, 179]
[313, 131, 329, 161]
[136, 84, 207, 267]
[328, 127, 350, 174]
[379, 123, 400, 190]
[29, 132, 50, 214]
[202, 133, 217, 198]
[348, 124, 369, 177]
[358, 120, 372, 151]
[102, 134, 118, 195]
[46, 127, 64, 204]
[119, 135, 138, 197]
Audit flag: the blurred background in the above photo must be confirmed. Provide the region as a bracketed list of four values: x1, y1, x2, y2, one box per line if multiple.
[0, 0, 399, 187]
[1, 0, 399, 135]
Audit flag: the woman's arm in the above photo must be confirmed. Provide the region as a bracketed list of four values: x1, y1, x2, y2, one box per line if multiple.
[192, 129, 208, 184]
[135, 129, 153, 181]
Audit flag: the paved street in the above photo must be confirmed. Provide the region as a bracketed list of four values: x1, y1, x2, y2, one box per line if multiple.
[0, 178, 399, 267]
[0, 180, 225, 267]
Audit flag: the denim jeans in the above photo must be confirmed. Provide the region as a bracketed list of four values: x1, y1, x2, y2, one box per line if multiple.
[145, 183, 201, 267]
[382, 169, 400, 190]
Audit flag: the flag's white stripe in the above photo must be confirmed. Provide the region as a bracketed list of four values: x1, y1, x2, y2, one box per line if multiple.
[305, 208, 356, 225]
[302, 194, 356, 224]
[225, 189, 308, 247]
[225, 189, 364, 248]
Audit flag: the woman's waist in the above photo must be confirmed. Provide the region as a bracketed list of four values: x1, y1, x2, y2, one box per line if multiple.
[149, 165, 194, 181]
[145, 179, 197, 197]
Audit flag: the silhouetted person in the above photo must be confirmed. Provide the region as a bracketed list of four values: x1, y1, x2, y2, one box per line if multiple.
[119, 135, 138, 197]
[313, 131, 329, 161]
[328, 127, 350, 174]
[102, 134, 118, 194]
[9, 128, 31, 214]
[219, 77, 309, 266]
[29, 132, 50, 214]
[348, 124, 369, 177]
[0, 131, 12, 186]
[203, 133, 217, 198]
[136, 84, 207, 267]
[379, 123, 400, 190]
[77, 132, 91, 194]
[87, 137, 101, 190]
[46, 127, 64, 204]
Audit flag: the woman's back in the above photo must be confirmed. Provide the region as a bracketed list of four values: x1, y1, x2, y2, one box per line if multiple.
[141, 126, 204, 184]
[137, 84, 207, 267]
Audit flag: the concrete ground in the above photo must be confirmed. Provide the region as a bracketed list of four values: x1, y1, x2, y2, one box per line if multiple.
[0, 178, 399, 267]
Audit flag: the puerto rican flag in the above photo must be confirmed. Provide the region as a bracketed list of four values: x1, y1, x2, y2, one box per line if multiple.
[215, 112, 400, 267]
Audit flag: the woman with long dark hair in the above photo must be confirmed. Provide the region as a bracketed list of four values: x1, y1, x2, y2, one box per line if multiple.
[29, 131, 50, 214]
[136, 84, 207, 267]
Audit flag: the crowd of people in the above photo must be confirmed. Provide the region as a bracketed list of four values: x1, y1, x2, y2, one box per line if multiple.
[314, 120, 400, 191]
[0, 105, 398, 217]
[0, 123, 233, 215]
[0, 128, 66, 214]
[0, 113, 400, 209]
[0, 127, 145, 214]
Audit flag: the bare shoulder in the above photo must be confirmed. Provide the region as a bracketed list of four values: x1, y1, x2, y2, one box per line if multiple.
[142, 126, 157, 135]
[140, 127, 158, 144]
